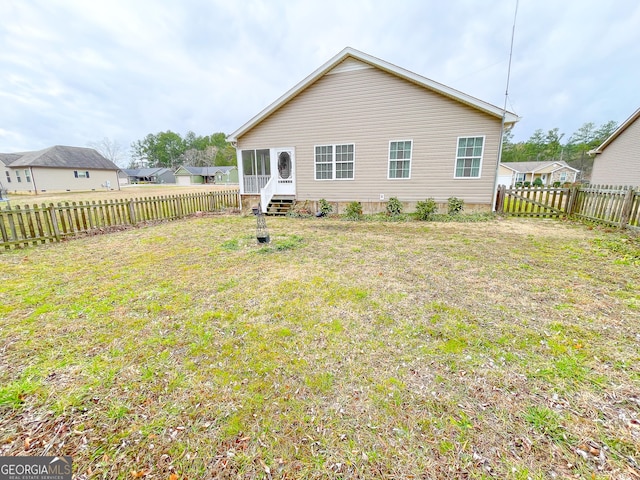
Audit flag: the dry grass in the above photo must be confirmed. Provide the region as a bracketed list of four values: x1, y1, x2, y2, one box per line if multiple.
[0, 215, 639, 479]
[5, 185, 239, 208]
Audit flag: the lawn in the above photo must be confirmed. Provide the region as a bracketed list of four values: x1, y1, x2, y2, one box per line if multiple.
[0, 215, 639, 479]
[4, 184, 239, 208]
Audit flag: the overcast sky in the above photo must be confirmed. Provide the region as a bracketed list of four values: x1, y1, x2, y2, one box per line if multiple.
[1, 0, 639, 161]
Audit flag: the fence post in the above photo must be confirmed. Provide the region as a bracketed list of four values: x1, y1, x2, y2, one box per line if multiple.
[495, 185, 505, 213]
[619, 187, 635, 228]
[177, 195, 183, 218]
[567, 186, 579, 216]
[48, 203, 61, 242]
[128, 199, 136, 225]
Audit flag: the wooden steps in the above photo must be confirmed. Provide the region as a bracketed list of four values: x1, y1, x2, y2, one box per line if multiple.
[266, 196, 295, 216]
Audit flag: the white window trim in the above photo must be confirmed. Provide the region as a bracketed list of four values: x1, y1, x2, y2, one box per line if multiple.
[387, 139, 413, 180]
[314, 143, 355, 181]
[454, 135, 485, 179]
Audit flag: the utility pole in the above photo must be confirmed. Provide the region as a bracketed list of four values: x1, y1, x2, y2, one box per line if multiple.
[492, 0, 519, 211]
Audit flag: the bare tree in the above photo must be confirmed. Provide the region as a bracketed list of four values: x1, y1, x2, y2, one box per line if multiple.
[180, 146, 218, 167]
[88, 137, 126, 167]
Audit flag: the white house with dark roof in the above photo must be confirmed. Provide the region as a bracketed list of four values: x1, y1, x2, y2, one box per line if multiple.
[589, 107, 640, 187]
[228, 47, 520, 214]
[0, 145, 120, 194]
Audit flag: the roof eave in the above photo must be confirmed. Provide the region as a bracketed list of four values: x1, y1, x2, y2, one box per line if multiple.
[228, 47, 520, 142]
[590, 106, 640, 155]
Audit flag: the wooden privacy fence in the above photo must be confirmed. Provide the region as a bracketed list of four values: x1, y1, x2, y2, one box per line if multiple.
[573, 184, 640, 230]
[496, 184, 640, 230]
[1, 190, 239, 249]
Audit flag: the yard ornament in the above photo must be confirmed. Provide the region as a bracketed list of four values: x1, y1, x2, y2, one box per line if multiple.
[252, 205, 270, 244]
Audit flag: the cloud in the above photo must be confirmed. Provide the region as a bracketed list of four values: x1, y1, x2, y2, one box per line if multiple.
[1, 0, 638, 152]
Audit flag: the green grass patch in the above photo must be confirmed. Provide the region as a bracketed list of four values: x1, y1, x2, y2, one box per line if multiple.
[0, 216, 638, 478]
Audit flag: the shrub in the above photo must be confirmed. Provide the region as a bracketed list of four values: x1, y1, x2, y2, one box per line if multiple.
[415, 198, 438, 221]
[386, 197, 403, 216]
[286, 200, 313, 218]
[523, 181, 531, 187]
[552, 181, 561, 188]
[344, 201, 363, 219]
[515, 181, 523, 187]
[533, 177, 544, 186]
[447, 197, 464, 215]
[318, 198, 333, 216]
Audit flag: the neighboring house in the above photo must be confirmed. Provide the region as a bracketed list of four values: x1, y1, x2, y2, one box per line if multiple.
[0, 153, 23, 192]
[228, 47, 520, 213]
[498, 161, 579, 186]
[123, 168, 175, 184]
[174, 166, 239, 186]
[589, 107, 640, 186]
[0, 145, 119, 194]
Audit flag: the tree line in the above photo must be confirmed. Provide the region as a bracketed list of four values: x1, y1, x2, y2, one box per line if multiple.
[91, 120, 618, 175]
[128, 131, 236, 169]
[501, 121, 618, 178]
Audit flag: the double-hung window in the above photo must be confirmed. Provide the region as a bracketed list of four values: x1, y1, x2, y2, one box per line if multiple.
[24, 169, 31, 183]
[5, 171, 11, 183]
[388, 140, 412, 179]
[74, 170, 90, 178]
[515, 172, 525, 183]
[314, 144, 354, 180]
[15, 170, 22, 182]
[455, 136, 484, 178]
[559, 171, 567, 183]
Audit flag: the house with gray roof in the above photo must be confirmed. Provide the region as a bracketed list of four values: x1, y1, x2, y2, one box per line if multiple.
[497, 160, 579, 187]
[0, 145, 120, 194]
[174, 165, 238, 186]
[122, 168, 175, 185]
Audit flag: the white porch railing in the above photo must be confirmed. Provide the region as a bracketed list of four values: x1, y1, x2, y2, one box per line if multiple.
[243, 175, 271, 194]
[260, 176, 276, 213]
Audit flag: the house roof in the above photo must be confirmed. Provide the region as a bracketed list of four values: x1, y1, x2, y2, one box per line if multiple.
[228, 47, 520, 141]
[124, 168, 172, 177]
[501, 160, 579, 173]
[0, 152, 25, 166]
[6, 145, 119, 170]
[177, 166, 236, 175]
[589, 107, 640, 155]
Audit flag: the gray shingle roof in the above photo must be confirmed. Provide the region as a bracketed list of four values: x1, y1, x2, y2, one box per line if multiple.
[501, 160, 573, 173]
[178, 166, 236, 175]
[7, 146, 118, 170]
[0, 152, 26, 166]
[123, 168, 172, 176]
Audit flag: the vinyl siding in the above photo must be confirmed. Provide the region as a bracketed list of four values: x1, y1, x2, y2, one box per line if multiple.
[6, 167, 120, 193]
[591, 116, 640, 186]
[237, 61, 502, 204]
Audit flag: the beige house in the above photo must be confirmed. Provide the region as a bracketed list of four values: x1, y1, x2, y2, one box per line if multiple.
[0, 145, 120, 194]
[498, 161, 579, 187]
[228, 47, 519, 213]
[589, 107, 640, 187]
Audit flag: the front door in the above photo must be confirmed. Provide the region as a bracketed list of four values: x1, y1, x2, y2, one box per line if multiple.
[274, 148, 295, 195]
